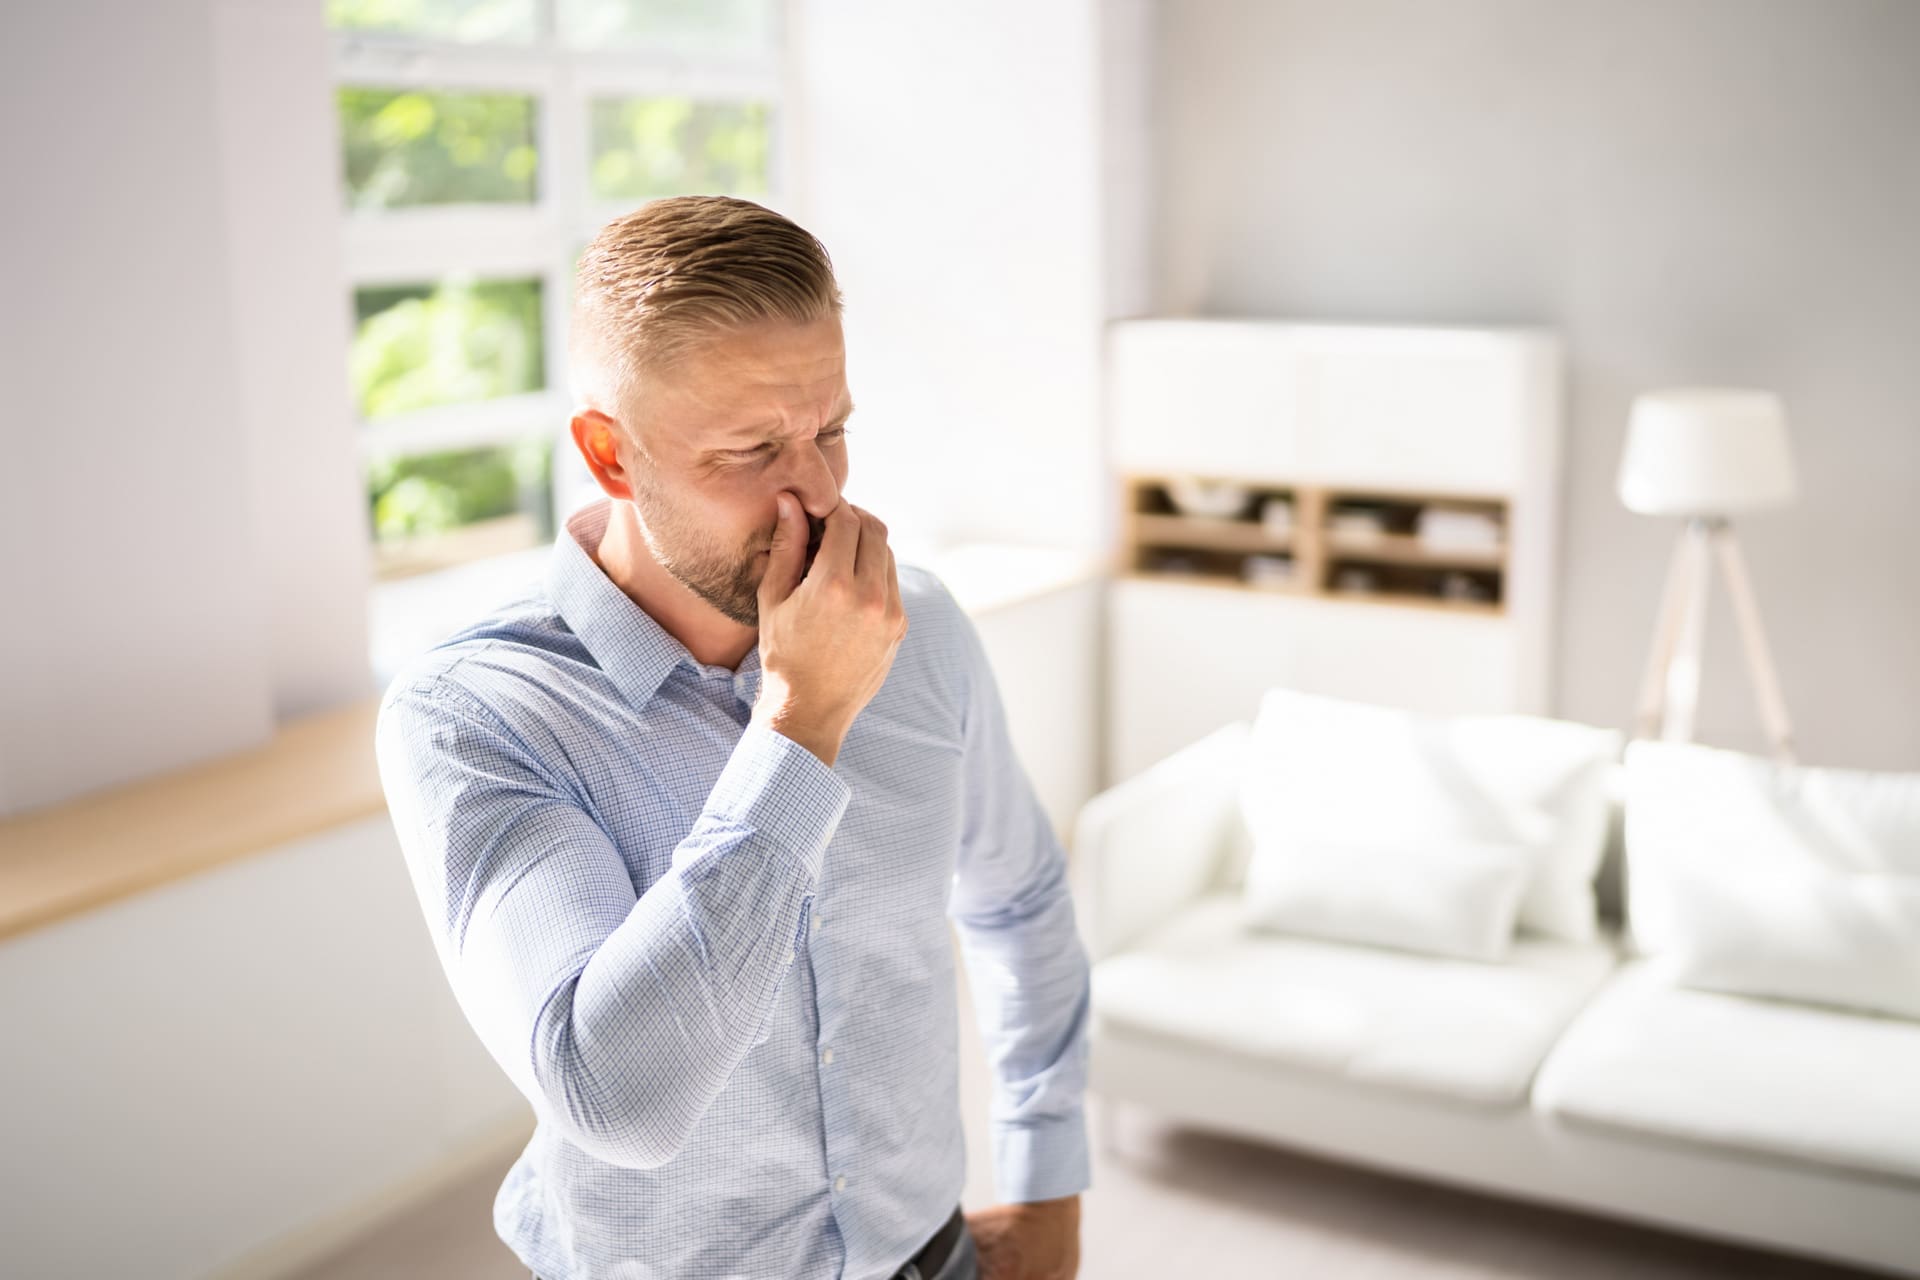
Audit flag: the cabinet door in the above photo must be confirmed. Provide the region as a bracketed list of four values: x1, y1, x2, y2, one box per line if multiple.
[1109, 322, 1303, 478]
[1107, 580, 1524, 782]
[1299, 330, 1525, 493]
[1287, 597, 1519, 715]
[1106, 578, 1307, 780]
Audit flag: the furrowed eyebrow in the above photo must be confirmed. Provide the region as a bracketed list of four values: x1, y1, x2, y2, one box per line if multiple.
[707, 402, 856, 456]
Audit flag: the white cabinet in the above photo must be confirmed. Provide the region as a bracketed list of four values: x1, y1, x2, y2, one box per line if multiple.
[1109, 321, 1307, 478]
[1299, 329, 1529, 492]
[1104, 319, 1562, 783]
[1107, 579, 1311, 781]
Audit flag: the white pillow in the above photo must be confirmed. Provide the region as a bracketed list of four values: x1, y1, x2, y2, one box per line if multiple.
[1239, 688, 1623, 943]
[1625, 739, 1920, 1022]
[1242, 834, 1531, 962]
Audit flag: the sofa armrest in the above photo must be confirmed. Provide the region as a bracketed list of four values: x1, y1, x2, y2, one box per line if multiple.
[1070, 721, 1251, 965]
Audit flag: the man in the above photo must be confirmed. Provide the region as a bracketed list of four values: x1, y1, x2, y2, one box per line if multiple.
[374, 195, 1091, 1280]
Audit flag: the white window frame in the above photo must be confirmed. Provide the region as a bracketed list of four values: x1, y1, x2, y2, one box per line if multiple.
[332, 0, 790, 546]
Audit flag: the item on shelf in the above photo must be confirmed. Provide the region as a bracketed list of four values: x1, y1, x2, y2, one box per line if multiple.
[1165, 475, 1254, 520]
[1437, 571, 1493, 602]
[1332, 567, 1378, 594]
[1417, 505, 1504, 551]
[1242, 554, 1295, 588]
[1329, 503, 1392, 540]
[1259, 496, 1295, 538]
[1146, 551, 1201, 576]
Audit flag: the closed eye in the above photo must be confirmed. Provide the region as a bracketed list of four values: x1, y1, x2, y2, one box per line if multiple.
[726, 426, 850, 463]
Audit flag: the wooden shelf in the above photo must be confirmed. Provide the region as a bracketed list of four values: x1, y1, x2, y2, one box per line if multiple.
[1133, 512, 1294, 555]
[1325, 530, 1505, 569]
[1121, 473, 1505, 613]
[0, 696, 387, 943]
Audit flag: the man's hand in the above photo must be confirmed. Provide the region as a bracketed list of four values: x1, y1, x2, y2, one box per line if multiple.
[965, 1194, 1080, 1280]
[750, 492, 906, 768]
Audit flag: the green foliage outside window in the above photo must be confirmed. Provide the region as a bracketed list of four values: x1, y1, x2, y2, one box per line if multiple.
[351, 277, 544, 421]
[339, 87, 538, 208]
[369, 437, 554, 543]
[589, 97, 770, 201]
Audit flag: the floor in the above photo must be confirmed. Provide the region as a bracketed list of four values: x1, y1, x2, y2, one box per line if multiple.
[291, 933, 1893, 1280]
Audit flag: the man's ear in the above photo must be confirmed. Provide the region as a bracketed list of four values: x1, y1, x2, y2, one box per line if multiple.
[570, 410, 633, 502]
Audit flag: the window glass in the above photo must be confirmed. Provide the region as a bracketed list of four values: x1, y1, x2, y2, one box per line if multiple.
[558, 0, 777, 54]
[340, 88, 539, 209]
[588, 97, 770, 201]
[369, 437, 556, 578]
[327, 0, 539, 44]
[351, 277, 545, 420]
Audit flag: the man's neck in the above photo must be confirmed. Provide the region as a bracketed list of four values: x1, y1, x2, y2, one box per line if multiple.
[593, 502, 758, 671]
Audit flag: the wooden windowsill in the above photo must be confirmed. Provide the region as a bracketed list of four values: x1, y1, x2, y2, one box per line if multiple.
[0, 697, 387, 944]
[0, 545, 1105, 946]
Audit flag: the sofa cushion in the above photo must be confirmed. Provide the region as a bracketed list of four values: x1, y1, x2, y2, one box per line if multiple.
[1091, 891, 1619, 1107]
[1243, 835, 1532, 962]
[1625, 738, 1920, 1022]
[1534, 961, 1920, 1185]
[1239, 688, 1622, 944]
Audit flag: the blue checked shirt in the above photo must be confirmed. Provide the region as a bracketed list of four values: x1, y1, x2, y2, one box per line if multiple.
[373, 498, 1092, 1280]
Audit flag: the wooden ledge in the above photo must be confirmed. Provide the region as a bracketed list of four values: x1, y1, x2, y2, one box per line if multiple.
[0, 696, 387, 944]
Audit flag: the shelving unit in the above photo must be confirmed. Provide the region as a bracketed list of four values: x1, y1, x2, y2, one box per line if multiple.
[1103, 318, 1563, 781]
[1121, 476, 1508, 613]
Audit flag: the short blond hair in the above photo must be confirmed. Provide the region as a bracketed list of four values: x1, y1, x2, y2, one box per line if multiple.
[568, 195, 844, 420]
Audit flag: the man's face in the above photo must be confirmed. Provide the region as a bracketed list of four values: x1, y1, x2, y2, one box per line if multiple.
[621, 314, 851, 627]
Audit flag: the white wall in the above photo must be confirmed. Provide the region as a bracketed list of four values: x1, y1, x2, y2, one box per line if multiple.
[1152, 0, 1920, 771]
[1, 0, 271, 814]
[215, 0, 379, 725]
[787, 0, 1122, 553]
[0, 815, 532, 1280]
[0, 0, 371, 818]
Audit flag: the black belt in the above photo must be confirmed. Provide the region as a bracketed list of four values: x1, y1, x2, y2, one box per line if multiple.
[898, 1204, 965, 1279]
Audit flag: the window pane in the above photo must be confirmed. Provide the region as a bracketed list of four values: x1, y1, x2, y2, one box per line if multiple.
[558, 0, 776, 54]
[589, 98, 770, 201]
[351, 277, 545, 420]
[326, 0, 538, 43]
[369, 437, 556, 577]
[339, 87, 539, 209]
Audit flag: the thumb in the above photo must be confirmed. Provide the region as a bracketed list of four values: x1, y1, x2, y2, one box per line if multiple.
[759, 492, 806, 608]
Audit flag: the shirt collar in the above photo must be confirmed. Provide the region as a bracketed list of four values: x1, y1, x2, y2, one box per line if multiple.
[546, 498, 689, 710]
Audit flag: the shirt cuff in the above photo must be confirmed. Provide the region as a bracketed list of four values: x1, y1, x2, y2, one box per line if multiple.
[992, 1106, 1092, 1204]
[680, 719, 852, 881]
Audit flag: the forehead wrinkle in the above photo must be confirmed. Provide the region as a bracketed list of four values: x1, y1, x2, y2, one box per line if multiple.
[713, 382, 854, 445]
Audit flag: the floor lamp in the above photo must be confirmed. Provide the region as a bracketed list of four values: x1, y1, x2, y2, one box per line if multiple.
[1618, 389, 1800, 765]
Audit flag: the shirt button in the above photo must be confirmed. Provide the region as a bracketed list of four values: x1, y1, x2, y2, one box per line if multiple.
[821, 1047, 834, 1065]
[785, 950, 796, 964]
[811, 916, 821, 933]
[834, 1175, 847, 1192]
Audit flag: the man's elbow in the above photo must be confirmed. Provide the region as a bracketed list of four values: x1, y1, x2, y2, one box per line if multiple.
[536, 1057, 692, 1170]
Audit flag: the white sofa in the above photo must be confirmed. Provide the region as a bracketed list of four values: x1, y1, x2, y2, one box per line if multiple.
[1071, 721, 1920, 1277]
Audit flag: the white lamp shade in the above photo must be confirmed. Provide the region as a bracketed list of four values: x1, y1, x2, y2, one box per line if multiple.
[1617, 388, 1798, 516]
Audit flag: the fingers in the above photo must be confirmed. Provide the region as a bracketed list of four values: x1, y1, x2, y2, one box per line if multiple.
[758, 491, 807, 608]
[811, 498, 861, 580]
[852, 506, 888, 585]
